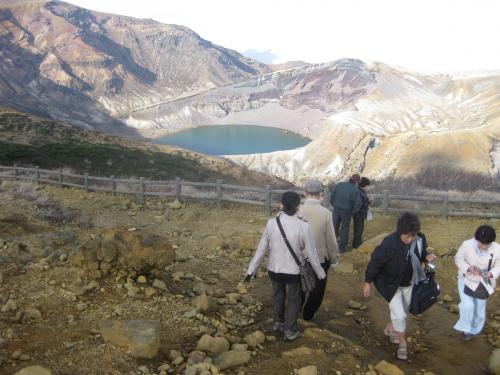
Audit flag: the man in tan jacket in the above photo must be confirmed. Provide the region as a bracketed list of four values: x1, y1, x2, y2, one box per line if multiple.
[299, 179, 339, 320]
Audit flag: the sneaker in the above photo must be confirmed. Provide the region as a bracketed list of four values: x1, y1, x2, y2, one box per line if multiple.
[272, 321, 285, 333]
[462, 333, 474, 341]
[284, 330, 301, 341]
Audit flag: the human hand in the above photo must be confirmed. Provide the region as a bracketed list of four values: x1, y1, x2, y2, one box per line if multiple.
[426, 253, 437, 263]
[244, 273, 254, 283]
[363, 282, 371, 298]
[468, 266, 481, 276]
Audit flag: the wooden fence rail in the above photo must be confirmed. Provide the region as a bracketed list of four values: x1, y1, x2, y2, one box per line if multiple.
[0, 165, 499, 219]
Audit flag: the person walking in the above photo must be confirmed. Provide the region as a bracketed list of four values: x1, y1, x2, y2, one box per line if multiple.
[329, 174, 363, 252]
[352, 177, 374, 249]
[245, 191, 326, 341]
[298, 179, 339, 321]
[454, 225, 500, 340]
[363, 212, 436, 360]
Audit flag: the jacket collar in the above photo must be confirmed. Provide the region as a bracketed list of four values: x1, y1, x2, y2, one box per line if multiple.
[303, 198, 320, 205]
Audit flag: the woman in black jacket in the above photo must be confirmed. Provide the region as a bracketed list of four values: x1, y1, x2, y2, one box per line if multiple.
[363, 212, 436, 360]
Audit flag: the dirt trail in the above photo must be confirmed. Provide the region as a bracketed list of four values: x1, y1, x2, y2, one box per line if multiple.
[0, 182, 498, 374]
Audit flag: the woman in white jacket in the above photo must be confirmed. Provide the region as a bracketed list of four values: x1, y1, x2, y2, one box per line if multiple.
[454, 225, 500, 340]
[245, 191, 326, 341]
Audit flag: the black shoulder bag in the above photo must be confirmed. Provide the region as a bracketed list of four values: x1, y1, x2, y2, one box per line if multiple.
[464, 254, 493, 300]
[276, 216, 317, 293]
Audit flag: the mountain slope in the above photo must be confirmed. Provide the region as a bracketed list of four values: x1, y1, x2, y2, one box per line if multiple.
[0, 0, 270, 133]
[0, 110, 290, 186]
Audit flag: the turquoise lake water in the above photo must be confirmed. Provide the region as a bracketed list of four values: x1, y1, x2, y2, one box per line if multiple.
[152, 125, 311, 155]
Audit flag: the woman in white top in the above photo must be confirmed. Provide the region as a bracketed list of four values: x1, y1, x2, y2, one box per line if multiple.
[454, 225, 500, 340]
[245, 191, 326, 341]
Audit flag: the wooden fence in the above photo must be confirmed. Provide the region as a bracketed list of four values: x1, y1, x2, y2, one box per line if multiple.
[0, 165, 499, 219]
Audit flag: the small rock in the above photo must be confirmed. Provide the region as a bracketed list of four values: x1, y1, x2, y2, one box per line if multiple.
[490, 348, 500, 375]
[0, 337, 8, 349]
[137, 276, 147, 284]
[188, 350, 206, 365]
[153, 279, 167, 291]
[348, 300, 362, 309]
[172, 272, 184, 281]
[145, 287, 157, 297]
[98, 320, 160, 359]
[14, 366, 52, 375]
[243, 330, 265, 348]
[196, 334, 229, 355]
[12, 350, 22, 359]
[374, 360, 404, 375]
[449, 304, 459, 314]
[20, 354, 30, 361]
[184, 367, 197, 375]
[214, 350, 251, 370]
[297, 366, 318, 375]
[442, 294, 453, 303]
[231, 343, 249, 352]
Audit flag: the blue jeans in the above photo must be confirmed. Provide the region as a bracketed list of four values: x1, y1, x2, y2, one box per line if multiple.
[333, 208, 352, 252]
[453, 278, 487, 335]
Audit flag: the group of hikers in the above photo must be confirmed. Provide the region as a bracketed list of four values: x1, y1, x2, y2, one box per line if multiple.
[244, 176, 500, 361]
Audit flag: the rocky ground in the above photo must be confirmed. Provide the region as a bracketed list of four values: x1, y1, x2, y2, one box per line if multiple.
[0, 181, 499, 375]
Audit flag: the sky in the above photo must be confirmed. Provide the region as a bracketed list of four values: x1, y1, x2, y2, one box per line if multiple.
[68, 0, 500, 73]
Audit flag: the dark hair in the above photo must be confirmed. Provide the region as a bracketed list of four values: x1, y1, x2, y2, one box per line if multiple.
[281, 191, 301, 216]
[397, 212, 421, 235]
[475, 225, 496, 244]
[359, 177, 371, 188]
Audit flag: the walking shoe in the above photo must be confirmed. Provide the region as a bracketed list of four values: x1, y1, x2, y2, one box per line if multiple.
[462, 333, 474, 341]
[383, 327, 400, 344]
[272, 321, 285, 333]
[284, 330, 300, 341]
[396, 344, 408, 361]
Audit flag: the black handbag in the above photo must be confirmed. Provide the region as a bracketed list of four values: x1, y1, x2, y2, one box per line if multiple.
[463, 254, 493, 300]
[409, 265, 440, 315]
[276, 216, 317, 293]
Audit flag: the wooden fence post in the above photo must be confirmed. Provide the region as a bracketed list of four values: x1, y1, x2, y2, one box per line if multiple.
[216, 179, 223, 209]
[84, 173, 89, 192]
[441, 194, 449, 220]
[265, 185, 272, 216]
[59, 168, 63, 187]
[35, 166, 40, 183]
[139, 177, 145, 204]
[110, 175, 116, 196]
[322, 186, 330, 208]
[175, 177, 181, 200]
[13, 164, 17, 181]
[382, 190, 390, 215]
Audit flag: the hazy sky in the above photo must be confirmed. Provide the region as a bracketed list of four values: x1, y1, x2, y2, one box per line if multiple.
[68, 0, 500, 73]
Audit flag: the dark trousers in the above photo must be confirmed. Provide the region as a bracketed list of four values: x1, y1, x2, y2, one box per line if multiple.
[333, 208, 352, 251]
[352, 214, 365, 249]
[303, 260, 330, 321]
[271, 279, 302, 333]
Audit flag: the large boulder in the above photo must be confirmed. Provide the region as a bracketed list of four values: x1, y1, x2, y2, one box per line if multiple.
[297, 366, 318, 375]
[98, 320, 160, 359]
[490, 348, 500, 375]
[72, 227, 175, 278]
[15, 367, 52, 375]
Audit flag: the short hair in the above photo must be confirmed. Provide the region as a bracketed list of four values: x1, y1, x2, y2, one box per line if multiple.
[359, 177, 371, 188]
[397, 212, 421, 235]
[475, 225, 496, 244]
[281, 191, 301, 216]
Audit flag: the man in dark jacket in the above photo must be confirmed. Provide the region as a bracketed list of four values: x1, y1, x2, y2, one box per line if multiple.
[363, 212, 436, 361]
[329, 174, 362, 252]
[352, 177, 373, 249]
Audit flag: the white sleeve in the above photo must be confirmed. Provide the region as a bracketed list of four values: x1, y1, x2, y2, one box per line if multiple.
[454, 241, 470, 276]
[303, 223, 326, 279]
[247, 221, 270, 275]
